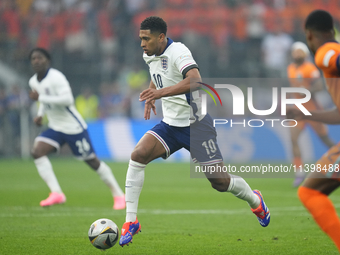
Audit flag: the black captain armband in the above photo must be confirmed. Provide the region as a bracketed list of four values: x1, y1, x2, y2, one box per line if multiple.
[182, 64, 199, 79]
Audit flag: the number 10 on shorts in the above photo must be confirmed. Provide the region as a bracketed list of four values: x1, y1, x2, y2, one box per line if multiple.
[202, 139, 217, 158]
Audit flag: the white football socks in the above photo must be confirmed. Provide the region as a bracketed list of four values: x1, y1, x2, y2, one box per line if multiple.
[96, 161, 124, 197]
[227, 175, 260, 209]
[34, 156, 63, 194]
[125, 159, 146, 222]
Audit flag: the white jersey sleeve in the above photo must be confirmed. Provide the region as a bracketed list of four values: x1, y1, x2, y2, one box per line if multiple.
[174, 50, 199, 78]
[38, 73, 74, 105]
[29, 68, 87, 134]
[37, 103, 45, 117]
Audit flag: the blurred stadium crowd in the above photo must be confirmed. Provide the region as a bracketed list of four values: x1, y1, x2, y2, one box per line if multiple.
[0, 0, 339, 156]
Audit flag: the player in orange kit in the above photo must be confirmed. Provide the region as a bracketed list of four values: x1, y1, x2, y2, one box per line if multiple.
[287, 41, 335, 187]
[288, 10, 340, 252]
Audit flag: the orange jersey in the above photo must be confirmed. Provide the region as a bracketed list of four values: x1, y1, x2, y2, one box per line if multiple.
[312, 43, 340, 181]
[287, 61, 320, 95]
[314, 42, 340, 110]
[287, 62, 320, 85]
[287, 61, 320, 109]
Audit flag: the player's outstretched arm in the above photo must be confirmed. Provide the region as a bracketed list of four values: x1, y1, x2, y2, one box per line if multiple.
[29, 89, 73, 106]
[139, 68, 201, 103]
[287, 107, 340, 124]
[144, 100, 156, 120]
[29, 72, 74, 106]
[39, 91, 74, 106]
[310, 78, 323, 94]
[144, 80, 157, 120]
[29, 91, 45, 126]
[34, 116, 43, 126]
[33, 103, 45, 126]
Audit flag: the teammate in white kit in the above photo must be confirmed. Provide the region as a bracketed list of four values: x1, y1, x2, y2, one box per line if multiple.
[119, 17, 270, 246]
[28, 48, 125, 209]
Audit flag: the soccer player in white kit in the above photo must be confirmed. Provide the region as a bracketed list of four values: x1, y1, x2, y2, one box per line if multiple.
[119, 17, 270, 246]
[28, 48, 125, 209]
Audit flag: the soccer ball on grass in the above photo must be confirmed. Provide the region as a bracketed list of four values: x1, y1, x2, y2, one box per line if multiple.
[88, 218, 119, 250]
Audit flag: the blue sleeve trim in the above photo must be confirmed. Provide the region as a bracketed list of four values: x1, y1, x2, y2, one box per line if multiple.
[66, 107, 85, 130]
[336, 54, 340, 72]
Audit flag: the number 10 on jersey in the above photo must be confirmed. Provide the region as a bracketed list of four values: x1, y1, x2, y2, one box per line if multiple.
[153, 74, 163, 89]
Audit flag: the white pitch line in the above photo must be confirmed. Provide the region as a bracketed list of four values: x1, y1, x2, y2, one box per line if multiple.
[1, 204, 340, 218]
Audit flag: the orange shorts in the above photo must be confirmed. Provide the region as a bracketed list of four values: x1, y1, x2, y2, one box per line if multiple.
[315, 142, 340, 180]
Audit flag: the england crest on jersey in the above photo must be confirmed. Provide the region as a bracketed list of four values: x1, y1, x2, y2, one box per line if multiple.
[161, 57, 168, 70]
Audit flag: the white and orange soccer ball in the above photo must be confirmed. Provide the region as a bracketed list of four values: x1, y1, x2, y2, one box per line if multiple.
[88, 218, 119, 250]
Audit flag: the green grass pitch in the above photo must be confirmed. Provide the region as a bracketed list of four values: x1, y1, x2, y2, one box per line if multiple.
[0, 158, 339, 254]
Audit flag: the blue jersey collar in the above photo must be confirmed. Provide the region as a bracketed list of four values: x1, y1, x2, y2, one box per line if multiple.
[37, 68, 50, 82]
[158, 38, 173, 55]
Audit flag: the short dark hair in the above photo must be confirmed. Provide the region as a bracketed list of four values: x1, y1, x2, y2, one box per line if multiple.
[305, 10, 333, 32]
[140, 16, 167, 35]
[29, 48, 51, 61]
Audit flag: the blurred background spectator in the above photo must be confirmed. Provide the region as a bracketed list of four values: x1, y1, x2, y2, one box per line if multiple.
[2, 0, 340, 88]
[75, 86, 99, 122]
[261, 19, 293, 77]
[6, 85, 23, 154]
[0, 85, 6, 156]
[1, 0, 340, 157]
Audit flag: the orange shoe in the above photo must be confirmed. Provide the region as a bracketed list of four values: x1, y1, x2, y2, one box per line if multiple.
[113, 195, 126, 210]
[119, 219, 141, 246]
[40, 192, 66, 207]
[251, 190, 270, 227]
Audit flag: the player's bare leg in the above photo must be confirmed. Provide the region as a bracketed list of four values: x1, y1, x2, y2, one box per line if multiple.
[31, 141, 56, 159]
[120, 134, 166, 246]
[319, 134, 335, 149]
[290, 126, 305, 187]
[309, 121, 335, 149]
[31, 141, 66, 206]
[130, 133, 167, 164]
[205, 162, 270, 227]
[300, 171, 340, 194]
[298, 172, 340, 251]
[205, 163, 259, 208]
[85, 157, 125, 210]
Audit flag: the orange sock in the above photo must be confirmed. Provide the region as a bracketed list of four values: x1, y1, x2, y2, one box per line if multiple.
[294, 157, 302, 168]
[298, 186, 340, 251]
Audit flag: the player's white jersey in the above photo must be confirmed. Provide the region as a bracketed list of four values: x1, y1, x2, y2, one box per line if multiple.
[143, 38, 202, 127]
[29, 68, 87, 134]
